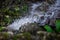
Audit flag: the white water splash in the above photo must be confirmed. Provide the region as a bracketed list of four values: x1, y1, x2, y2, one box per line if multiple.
[7, 0, 60, 30]
[7, 3, 43, 30]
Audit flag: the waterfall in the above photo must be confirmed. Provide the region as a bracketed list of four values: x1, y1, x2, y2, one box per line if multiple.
[7, 0, 60, 31]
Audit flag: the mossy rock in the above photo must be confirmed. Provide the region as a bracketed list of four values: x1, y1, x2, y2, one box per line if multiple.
[13, 32, 31, 40]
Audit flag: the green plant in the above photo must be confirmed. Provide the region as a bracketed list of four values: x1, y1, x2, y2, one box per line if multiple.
[44, 25, 53, 32]
[56, 19, 60, 32]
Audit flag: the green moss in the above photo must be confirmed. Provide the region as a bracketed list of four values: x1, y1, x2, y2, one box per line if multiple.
[21, 32, 31, 40]
[13, 32, 31, 40]
[0, 27, 3, 31]
[2, 33, 9, 38]
[0, 32, 9, 40]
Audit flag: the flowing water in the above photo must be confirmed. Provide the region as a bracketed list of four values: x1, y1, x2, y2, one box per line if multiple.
[7, 0, 60, 31]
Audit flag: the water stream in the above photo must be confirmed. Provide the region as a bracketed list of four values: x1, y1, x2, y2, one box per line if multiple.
[7, 0, 60, 31]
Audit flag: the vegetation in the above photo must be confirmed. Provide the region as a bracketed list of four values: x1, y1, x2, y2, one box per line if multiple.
[0, 0, 28, 27]
[0, 0, 60, 40]
[56, 19, 60, 32]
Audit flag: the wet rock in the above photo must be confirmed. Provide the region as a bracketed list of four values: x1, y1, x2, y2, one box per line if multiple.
[0, 27, 8, 32]
[0, 32, 10, 40]
[37, 31, 47, 35]
[57, 35, 60, 40]
[46, 0, 56, 4]
[19, 23, 40, 33]
[25, 0, 46, 3]
[36, 2, 49, 12]
[36, 31, 60, 40]
[7, 31, 14, 36]
[56, 10, 60, 19]
[13, 32, 32, 40]
[25, 0, 56, 3]
[0, 32, 14, 40]
[46, 33, 56, 40]
[0, 31, 60, 40]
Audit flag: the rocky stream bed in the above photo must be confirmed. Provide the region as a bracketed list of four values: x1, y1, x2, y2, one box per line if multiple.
[0, 0, 60, 40]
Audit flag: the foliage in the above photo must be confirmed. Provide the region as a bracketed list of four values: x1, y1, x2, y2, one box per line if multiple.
[44, 25, 53, 32]
[0, 0, 28, 27]
[56, 19, 60, 32]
